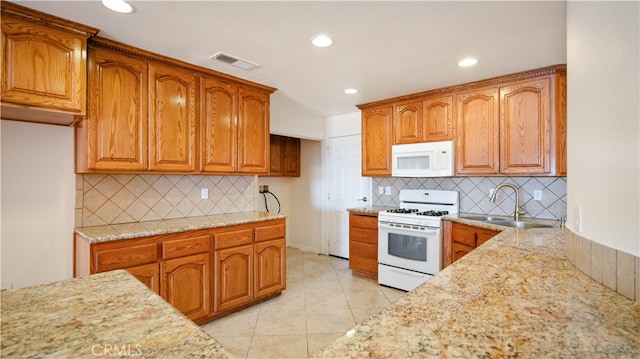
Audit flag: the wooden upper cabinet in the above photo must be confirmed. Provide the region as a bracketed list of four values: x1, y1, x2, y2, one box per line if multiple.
[269, 135, 284, 176]
[423, 95, 453, 141]
[267, 134, 301, 177]
[393, 101, 423, 144]
[238, 87, 270, 174]
[362, 106, 393, 176]
[500, 77, 552, 175]
[0, 2, 98, 125]
[456, 87, 500, 175]
[200, 77, 238, 173]
[79, 46, 148, 172]
[148, 64, 197, 172]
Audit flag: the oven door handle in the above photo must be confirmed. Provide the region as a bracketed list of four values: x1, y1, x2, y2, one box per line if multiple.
[378, 222, 439, 233]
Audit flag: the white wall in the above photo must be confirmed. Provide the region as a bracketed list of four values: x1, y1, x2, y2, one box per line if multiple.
[326, 111, 361, 138]
[1, 120, 76, 289]
[289, 140, 323, 252]
[270, 92, 326, 140]
[566, 1, 640, 256]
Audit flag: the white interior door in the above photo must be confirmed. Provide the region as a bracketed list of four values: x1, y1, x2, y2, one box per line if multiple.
[327, 135, 371, 258]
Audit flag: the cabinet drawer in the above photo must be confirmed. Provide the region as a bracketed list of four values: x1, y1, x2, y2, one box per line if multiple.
[93, 243, 158, 273]
[161, 234, 210, 260]
[255, 221, 285, 242]
[349, 255, 378, 276]
[350, 241, 377, 260]
[214, 228, 253, 249]
[350, 227, 378, 245]
[450, 224, 477, 247]
[349, 213, 378, 229]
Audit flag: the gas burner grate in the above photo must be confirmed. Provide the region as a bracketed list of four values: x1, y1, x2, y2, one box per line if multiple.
[416, 210, 449, 217]
[386, 208, 419, 214]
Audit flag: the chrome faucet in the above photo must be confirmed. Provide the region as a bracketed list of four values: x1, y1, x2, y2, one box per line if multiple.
[489, 183, 522, 221]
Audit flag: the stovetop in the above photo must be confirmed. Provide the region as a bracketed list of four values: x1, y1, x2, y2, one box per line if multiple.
[378, 189, 459, 226]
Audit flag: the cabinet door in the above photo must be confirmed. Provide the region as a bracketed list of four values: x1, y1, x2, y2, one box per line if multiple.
[126, 263, 159, 294]
[81, 47, 148, 172]
[456, 88, 500, 174]
[269, 135, 284, 176]
[255, 238, 286, 298]
[161, 252, 211, 321]
[1, 17, 86, 113]
[393, 101, 422, 144]
[451, 241, 474, 263]
[476, 227, 499, 247]
[238, 87, 269, 174]
[282, 136, 301, 177]
[500, 78, 551, 175]
[200, 77, 238, 173]
[148, 64, 197, 172]
[423, 95, 453, 141]
[362, 106, 393, 176]
[214, 244, 254, 313]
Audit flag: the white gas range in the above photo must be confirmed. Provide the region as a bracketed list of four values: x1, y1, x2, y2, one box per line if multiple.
[378, 189, 459, 291]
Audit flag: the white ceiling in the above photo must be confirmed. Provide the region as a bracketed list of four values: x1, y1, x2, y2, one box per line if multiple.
[15, 1, 567, 118]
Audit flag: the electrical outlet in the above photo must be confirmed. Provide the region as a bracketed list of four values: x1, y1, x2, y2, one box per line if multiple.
[259, 185, 269, 193]
[378, 186, 384, 195]
[534, 190, 543, 201]
[385, 186, 391, 195]
[574, 204, 582, 233]
[200, 188, 208, 199]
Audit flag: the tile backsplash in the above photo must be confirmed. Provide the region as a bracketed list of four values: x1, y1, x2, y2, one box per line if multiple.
[373, 176, 567, 220]
[76, 174, 257, 227]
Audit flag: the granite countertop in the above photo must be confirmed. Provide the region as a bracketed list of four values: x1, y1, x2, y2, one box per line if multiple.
[314, 225, 640, 358]
[1, 270, 232, 358]
[75, 211, 286, 243]
[347, 206, 396, 214]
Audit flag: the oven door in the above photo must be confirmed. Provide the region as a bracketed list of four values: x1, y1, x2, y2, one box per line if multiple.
[378, 222, 441, 275]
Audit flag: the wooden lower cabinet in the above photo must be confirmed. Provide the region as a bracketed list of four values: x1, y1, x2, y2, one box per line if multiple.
[126, 263, 160, 294]
[213, 244, 254, 313]
[442, 220, 500, 268]
[255, 238, 286, 297]
[161, 253, 210, 321]
[348, 212, 378, 278]
[74, 218, 286, 325]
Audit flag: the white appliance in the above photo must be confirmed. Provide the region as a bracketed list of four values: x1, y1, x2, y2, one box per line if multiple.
[378, 189, 459, 291]
[391, 140, 454, 177]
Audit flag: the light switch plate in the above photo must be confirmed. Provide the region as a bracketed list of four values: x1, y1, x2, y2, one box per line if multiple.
[201, 188, 209, 199]
[385, 186, 391, 195]
[378, 186, 384, 195]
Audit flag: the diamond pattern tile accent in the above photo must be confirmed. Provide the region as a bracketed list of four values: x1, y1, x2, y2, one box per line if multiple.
[373, 176, 567, 220]
[77, 174, 257, 226]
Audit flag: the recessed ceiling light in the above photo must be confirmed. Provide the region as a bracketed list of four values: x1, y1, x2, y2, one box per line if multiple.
[344, 88, 359, 94]
[101, 0, 134, 14]
[311, 35, 334, 48]
[458, 58, 478, 67]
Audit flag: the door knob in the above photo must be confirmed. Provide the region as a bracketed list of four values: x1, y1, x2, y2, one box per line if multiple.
[357, 197, 367, 202]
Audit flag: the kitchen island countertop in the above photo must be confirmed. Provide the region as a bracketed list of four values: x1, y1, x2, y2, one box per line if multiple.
[313, 225, 640, 358]
[1, 270, 232, 358]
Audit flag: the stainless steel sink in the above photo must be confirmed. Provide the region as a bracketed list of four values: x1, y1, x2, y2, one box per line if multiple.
[460, 215, 554, 229]
[460, 215, 504, 222]
[484, 220, 553, 229]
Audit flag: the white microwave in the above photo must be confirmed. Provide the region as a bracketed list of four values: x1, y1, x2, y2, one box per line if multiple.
[391, 140, 454, 177]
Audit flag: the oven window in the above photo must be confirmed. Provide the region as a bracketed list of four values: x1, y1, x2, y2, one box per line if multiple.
[387, 233, 427, 261]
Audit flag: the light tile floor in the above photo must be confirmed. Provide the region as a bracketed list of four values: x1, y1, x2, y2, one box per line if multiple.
[201, 247, 406, 358]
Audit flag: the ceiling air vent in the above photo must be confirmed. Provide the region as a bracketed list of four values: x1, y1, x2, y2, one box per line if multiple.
[209, 52, 260, 71]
